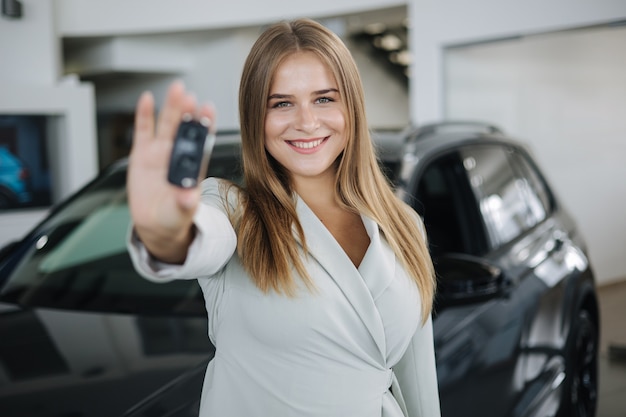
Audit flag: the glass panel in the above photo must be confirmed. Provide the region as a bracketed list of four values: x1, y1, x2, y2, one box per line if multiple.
[461, 146, 536, 247]
[513, 152, 552, 221]
[416, 153, 484, 257]
[0, 115, 53, 210]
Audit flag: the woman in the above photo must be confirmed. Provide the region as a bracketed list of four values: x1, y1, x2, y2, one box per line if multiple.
[127, 18, 440, 417]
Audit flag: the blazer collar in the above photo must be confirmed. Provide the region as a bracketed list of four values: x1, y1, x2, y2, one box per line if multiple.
[294, 195, 395, 361]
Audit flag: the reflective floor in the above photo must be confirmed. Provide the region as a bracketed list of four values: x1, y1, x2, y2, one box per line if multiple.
[597, 279, 626, 417]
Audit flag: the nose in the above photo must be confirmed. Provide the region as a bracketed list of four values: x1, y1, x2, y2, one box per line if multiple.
[294, 104, 319, 132]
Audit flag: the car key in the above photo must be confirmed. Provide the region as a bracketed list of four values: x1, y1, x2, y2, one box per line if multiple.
[167, 115, 216, 188]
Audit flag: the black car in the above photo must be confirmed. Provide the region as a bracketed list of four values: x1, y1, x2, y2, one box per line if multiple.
[0, 124, 599, 417]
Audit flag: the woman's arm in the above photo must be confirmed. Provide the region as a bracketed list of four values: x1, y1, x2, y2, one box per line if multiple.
[127, 81, 216, 264]
[127, 178, 237, 282]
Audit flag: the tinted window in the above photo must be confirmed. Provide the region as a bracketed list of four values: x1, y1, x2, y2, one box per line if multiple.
[459, 145, 543, 248]
[0, 145, 242, 314]
[416, 152, 487, 258]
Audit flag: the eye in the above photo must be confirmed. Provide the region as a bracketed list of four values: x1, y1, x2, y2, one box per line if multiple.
[271, 101, 291, 109]
[316, 97, 333, 104]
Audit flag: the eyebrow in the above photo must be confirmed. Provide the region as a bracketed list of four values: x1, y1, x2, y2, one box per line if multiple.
[267, 88, 339, 100]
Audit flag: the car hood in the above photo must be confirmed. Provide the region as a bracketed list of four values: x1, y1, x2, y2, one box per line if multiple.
[0, 302, 213, 417]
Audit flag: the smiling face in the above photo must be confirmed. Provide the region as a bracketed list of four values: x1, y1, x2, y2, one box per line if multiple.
[264, 51, 348, 187]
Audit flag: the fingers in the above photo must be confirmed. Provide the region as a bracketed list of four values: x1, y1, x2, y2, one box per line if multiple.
[132, 91, 155, 149]
[198, 103, 217, 133]
[136, 80, 217, 146]
[177, 187, 200, 211]
[155, 81, 190, 143]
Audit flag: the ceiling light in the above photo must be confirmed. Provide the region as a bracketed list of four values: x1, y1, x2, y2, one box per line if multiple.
[390, 49, 411, 66]
[364, 22, 386, 35]
[374, 34, 402, 51]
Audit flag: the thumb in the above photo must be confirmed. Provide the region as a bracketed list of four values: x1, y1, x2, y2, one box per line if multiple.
[177, 188, 199, 212]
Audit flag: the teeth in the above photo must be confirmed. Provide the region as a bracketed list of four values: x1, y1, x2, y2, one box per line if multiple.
[291, 138, 324, 149]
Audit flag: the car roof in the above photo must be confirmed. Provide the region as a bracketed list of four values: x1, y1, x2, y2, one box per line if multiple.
[373, 122, 523, 162]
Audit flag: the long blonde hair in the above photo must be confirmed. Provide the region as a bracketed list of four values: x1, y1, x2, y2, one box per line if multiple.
[236, 18, 435, 321]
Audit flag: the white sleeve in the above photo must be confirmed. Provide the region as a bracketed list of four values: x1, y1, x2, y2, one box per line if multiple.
[126, 178, 237, 282]
[392, 315, 442, 417]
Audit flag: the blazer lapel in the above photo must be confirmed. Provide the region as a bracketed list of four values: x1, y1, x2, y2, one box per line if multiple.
[358, 217, 396, 302]
[294, 196, 388, 360]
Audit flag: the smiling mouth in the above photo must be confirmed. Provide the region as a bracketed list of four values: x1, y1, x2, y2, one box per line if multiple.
[288, 137, 327, 149]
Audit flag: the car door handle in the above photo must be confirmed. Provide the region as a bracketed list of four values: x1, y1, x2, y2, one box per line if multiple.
[549, 231, 567, 254]
[553, 237, 564, 252]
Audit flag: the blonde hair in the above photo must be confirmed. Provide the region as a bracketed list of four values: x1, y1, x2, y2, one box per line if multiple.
[236, 18, 435, 321]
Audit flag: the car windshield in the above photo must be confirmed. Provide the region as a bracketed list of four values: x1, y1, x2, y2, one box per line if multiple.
[0, 143, 242, 316]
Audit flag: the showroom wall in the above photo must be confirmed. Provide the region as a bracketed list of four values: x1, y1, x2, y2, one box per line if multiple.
[408, 0, 626, 124]
[55, 0, 403, 36]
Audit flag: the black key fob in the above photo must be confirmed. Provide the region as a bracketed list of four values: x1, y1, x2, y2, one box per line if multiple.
[167, 117, 215, 188]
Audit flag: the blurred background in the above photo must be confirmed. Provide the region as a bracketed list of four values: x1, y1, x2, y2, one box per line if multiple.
[1, 0, 625, 413]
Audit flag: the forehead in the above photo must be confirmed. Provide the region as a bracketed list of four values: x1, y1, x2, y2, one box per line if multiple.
[270, 51, 337, 88]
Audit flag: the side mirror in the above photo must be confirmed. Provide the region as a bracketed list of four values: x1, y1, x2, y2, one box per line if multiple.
[434, 253, 508, 310]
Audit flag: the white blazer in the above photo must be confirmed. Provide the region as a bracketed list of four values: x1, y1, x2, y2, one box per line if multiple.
[128, 178, 441, 417]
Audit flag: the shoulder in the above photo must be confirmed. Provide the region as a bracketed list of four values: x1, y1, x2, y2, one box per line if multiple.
[200, 177, 242, 213]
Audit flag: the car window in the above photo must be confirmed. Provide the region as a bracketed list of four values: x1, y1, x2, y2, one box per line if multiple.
[510, 150, 553, 219]
[0, 145, 242, 315]
[415, 152, 487, 258]
[459, 145, 544, 248]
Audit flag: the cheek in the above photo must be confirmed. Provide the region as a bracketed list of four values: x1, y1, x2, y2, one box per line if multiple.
[335, 112, 349, 149]
[264, 114, 286, 140]
[328, 109, 347, 131]
[262, 127, 280, 158]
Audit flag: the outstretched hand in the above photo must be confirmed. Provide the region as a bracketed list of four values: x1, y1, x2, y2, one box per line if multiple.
[127, 81, 216, 263]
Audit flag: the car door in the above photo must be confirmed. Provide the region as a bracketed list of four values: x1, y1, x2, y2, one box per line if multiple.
[413, 143, 573, 417]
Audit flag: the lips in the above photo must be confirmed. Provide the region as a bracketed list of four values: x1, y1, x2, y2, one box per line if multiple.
[287, 137, 327, 150]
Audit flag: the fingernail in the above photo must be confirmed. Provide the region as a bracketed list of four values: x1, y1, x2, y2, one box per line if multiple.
[200, 116, 211, 128]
